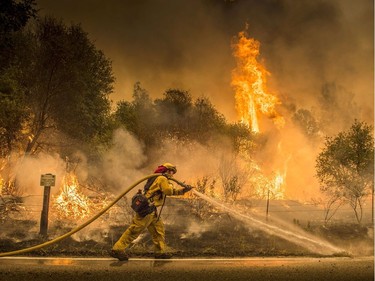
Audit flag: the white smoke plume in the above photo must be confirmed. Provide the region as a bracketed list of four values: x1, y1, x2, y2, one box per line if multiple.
[100, 128, 148, 194]
[15, 152, 66, 197]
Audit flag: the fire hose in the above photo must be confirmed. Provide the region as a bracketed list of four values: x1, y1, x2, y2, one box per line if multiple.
[0, 173, 188, 257]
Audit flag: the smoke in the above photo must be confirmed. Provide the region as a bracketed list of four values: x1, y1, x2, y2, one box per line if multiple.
[179, 220, 210, 239]
[36, 0, 373, 124]
[15, 152, 66, 197]
[100, 128, 148, 193]
[148, 138, 220, 180]
[71, 219, 110, 243]
[259, 0, 373, 125]
[253, 119, 322, 200]
[35, 0, 372, 201]
[1, 0, 369, 246]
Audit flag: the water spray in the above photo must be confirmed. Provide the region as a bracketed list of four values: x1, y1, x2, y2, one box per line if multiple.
[0, 174, 345, 257]
[189, 188, 345, 255]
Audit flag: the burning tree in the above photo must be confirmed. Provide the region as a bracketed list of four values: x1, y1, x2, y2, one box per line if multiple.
[0, 11, 114, 197]
[230, 28, 288, 200]
[231, 29, 284, 133]
[218, 154, 250, 202]
[316, 120, 374, 224]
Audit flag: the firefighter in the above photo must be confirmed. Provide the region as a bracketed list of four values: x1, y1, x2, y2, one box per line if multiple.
[110, 163, 193, 260]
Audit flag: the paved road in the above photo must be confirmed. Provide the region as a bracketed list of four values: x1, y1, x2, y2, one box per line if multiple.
[0, 256, 373, 281]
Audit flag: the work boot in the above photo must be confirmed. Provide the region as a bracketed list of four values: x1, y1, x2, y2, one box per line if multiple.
[109, 249, 129, 261]
[154, 252, 172, 259]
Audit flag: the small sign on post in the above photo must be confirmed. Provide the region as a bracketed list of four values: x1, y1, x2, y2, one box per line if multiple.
[40, 174, 56, 187]
[39, 173, 55, 237]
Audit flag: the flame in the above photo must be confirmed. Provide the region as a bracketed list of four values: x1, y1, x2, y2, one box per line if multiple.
[251, 164, 285, 200]
[271, 171, 285, 200]
[231, 29, 287, 199]
[53, 173, 92, 220]
[231, 30, 284, 132]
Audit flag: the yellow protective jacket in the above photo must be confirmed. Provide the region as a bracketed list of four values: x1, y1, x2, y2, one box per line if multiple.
[144, 175, 184, 207]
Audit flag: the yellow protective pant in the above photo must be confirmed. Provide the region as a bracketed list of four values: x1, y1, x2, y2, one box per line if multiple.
[112, 211, 166, 254]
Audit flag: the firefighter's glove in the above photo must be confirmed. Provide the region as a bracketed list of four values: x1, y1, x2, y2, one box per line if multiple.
[182, 184, 193, 194]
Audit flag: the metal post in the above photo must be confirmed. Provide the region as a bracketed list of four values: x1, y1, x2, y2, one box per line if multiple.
[39, 185, 51, 236]
[39, 173, 55, 237]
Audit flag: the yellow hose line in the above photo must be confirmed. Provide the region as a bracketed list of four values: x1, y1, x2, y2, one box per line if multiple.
[0, 173, 164, 257]
[169, 178, 187, 188]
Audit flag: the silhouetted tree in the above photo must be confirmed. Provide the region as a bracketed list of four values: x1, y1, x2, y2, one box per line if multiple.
[219, 153, 249, 202]
[0, 0, 37, 69]
[292, 108, 320, 141]
[318, 82, 360, 135]
[0, 0, 37, 156]
[316, 120, 374, 223]
[114, 86, 256, 159]
[154, 89, 193, 138]
[17, 17, 114, 155]
[0, 80, 27, 156]
[190, 96, 226, 143]
[114, 82, 157, 148]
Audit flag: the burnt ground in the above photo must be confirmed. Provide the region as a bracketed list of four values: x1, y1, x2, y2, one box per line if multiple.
[0, 197, 373, 258]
